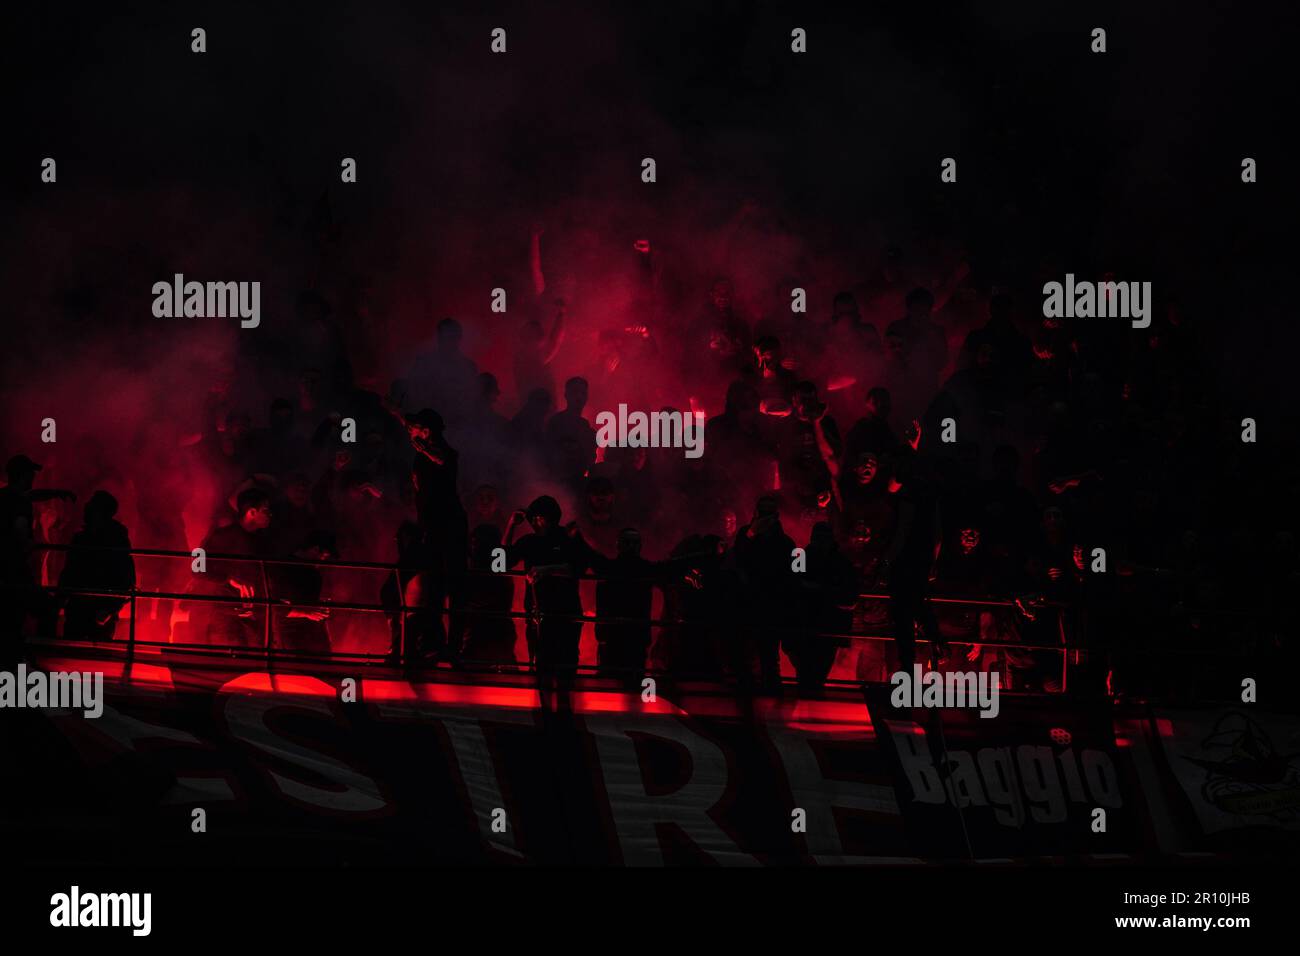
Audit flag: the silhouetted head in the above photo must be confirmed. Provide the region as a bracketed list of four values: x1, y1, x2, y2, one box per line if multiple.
[526, 495, 562, 533]
[724, 380, 760, 417]
[831, 291, 860, 324]
[992, 445, 1020, 482]
[905, 287, 934, 320]
[285, 474, 311, 507]
[617, 527, 642, 558]
[719, 507, 739, 540]
[564, 376, 589, 412]
[751, 495, 781, 532]
[298, 530, 338, 562]
[753, 336, 781, 374]
[709, 277, 734, 313]
[407, 408, 444, 440]
[471, 484, 499, 516]
[523, 388, 553, 417]
[298, 367, 323, 408]
[791, 381, 821, 420]
[884, 328, 906, 359]
[4, 454, 41, 491]
[270, 398, 294, 430]
[585, 476, 615, 520]
[1072, 543, 1086, 572]
[865, 387, 892, 419]
[436, 317, 463, 351]
[225, 412, 252, 441]
[852, 451, 881, 486]
[236, 488, 273, 531]
[1043, 506, 1066, 533]
[84, 490, 118, 526]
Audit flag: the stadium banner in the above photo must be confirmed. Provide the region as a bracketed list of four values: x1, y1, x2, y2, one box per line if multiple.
[11, 661, 911, 865]
[7, 658, 1153, 864]
[863, 686, 1142, 858]
[1151, 706, 1300, 839]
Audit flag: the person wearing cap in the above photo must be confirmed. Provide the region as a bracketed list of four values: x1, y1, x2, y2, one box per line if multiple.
[0, 455, 75, 655]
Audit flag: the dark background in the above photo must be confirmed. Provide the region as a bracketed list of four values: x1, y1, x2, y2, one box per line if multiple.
[1, 1, 1295, 458]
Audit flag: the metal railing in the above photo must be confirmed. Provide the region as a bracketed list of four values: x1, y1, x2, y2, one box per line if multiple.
[14, 542, 1075, 689]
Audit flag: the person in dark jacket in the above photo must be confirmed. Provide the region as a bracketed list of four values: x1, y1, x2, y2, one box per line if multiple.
[1, 455, 75, 658]
[60, 491, 135, 642]
[594, 528, 656, 689]
[270, 531, 337, 656]
[787, 522, 858, 698]
[453, 524, 519, 668]
[504, 495, 603, 710]
[731, 495, 798, 695]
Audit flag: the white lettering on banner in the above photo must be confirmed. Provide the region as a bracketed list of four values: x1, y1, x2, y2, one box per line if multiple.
[884, 720, 1122, 827]
[219, 679, 387, 814]
[590, 714, 760, 865]
[765, 721, 918, 864]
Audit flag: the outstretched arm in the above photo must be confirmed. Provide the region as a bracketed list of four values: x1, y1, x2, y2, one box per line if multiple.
[932, 259, 971, 313]
[504, 510, 528, 548]
[541, 299, 566, 365]
[29, 489, 76, 503]
[809, 409, 846, 513]
[412, 440, 445, 467]
[813, 410, 840, 482]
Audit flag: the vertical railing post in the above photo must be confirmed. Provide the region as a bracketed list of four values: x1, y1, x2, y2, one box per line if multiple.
[396, 567, 406, 664]
[127, 587, 137, 664]
[1059, 607, 1069, 694]
[260, 558, 272, 657]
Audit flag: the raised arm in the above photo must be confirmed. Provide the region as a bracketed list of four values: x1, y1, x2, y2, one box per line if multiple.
[541, 299, 566, 366]
[813, 410, 840, 481]
[530, 223, 547, 297]
[932, 259, 971, 314]
[29, 489, 76, 503]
